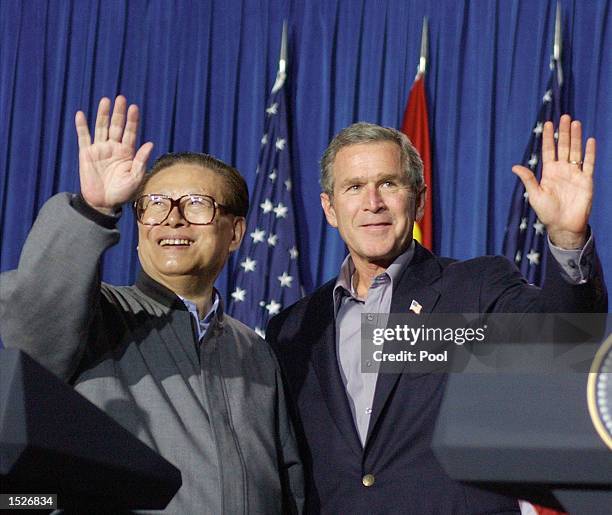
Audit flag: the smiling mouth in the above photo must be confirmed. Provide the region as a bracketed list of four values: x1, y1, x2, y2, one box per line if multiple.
[158, 238, 194, 247]
[361, 223, 391, 228]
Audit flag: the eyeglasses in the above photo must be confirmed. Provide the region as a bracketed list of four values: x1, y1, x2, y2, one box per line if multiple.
[133, 194, 230, 226]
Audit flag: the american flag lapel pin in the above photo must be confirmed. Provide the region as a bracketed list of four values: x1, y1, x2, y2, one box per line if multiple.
[409, 300, 422, 315]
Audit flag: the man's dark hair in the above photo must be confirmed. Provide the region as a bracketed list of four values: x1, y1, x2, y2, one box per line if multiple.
[135, 152, 249, 217]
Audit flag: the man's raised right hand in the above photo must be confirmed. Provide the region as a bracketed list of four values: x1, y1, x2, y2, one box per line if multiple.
[75, 95, 154, 215]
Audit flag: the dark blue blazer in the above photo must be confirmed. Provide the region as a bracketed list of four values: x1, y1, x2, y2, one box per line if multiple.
[267, 243, 607, 514]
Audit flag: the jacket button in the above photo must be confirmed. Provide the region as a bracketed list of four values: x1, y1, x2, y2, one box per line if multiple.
[362, 473, 375, 487]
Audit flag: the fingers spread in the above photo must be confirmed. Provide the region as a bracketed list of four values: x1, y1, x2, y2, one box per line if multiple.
[132, 142, 154, 175]
[122, 104, 140, 149]
[583, 137, 596, 176]
[512, 165, 539, 196]
[541, 121, 556, 164]
[94, 97, 111, 143]
[109, 95, 128, 142]
[556, 114, 571, 162]
[569, 120, 583, 164]
[75, 111, 92, 149]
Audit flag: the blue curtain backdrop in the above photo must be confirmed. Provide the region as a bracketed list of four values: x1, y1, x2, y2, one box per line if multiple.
[1, 0, 610, 307]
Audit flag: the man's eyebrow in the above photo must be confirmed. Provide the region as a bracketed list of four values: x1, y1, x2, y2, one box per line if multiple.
[376, 173, 407, 183]
[336, 172, 407, 187]
[337, 175, 367, 187]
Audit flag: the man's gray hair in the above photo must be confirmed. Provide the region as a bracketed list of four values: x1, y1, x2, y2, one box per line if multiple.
[320, 122, 424, 196]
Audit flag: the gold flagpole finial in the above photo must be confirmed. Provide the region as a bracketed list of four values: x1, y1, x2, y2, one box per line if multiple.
[272, 20, 288, 93]
[417, 16, 429, 79]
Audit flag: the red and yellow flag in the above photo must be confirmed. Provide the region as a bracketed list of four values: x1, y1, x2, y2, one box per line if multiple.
[401, 74, 433, 251]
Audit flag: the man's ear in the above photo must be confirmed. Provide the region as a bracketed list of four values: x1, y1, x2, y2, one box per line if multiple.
[415, 185, 427, 222]
[229, 216, 246, 252]
[320, 192, 338, 228]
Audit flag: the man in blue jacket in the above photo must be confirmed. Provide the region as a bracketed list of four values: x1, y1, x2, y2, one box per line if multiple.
[267, 118, 606, 514]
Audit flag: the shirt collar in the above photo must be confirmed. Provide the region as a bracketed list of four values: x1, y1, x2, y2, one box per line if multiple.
[180, 290, 221, 322]
[135, 269, 225, 323]
[180, 291, 222, 342]
[332, 240, 416, 309]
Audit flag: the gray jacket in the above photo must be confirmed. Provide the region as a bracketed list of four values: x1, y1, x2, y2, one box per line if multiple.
[0, 193, 304, 514]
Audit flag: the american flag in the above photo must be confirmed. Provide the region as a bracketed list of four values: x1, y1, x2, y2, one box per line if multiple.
[503, 57, 562, 286]
[227, 25, 303, 337]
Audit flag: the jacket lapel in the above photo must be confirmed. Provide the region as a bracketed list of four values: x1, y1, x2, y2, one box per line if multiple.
[366, 244, 443, 443]
[308, 283, 364, 458]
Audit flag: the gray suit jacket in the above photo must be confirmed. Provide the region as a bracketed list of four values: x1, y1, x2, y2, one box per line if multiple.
[0, 193, 304, 514]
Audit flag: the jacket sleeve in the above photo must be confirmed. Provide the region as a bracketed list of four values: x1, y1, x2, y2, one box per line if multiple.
[275, 362, 305, 514]
[0, 193, 120, 380]
[478, 252, 607, 314]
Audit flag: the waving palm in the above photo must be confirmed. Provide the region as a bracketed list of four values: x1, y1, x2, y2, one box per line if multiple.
[512, 114, 596, 249]
[76, 96, 153, 214]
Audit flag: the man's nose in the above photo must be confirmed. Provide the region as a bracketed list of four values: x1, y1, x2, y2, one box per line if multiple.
[165, 205, 187, 227]
[363, 185, 385, 211]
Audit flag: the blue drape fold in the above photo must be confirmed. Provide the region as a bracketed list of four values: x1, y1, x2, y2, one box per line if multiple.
[1, 0, 610, 304]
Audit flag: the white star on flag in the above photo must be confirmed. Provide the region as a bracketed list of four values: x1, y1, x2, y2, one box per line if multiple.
[533, 122, 543, 136]
[528, 154, 538, 169]
[273, 202, 288, 218]
[240, 257, 257, 272]
[278, 272, 294, 288]
[503, 56, 561, 287]
[265, 299, 282, 316]
[526, 250, 540, 265]
[554, 130, 559, 140]
[533, 220, 545, 235]
[250, 228, 265, 243]
[260, 199, 273, 213]
[227, 26, 304, 332]
[289, 246, 299, 260]
[231, 287, 246, 302]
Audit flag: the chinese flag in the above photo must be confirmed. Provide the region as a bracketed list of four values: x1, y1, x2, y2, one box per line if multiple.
[401, 75, 433, 251]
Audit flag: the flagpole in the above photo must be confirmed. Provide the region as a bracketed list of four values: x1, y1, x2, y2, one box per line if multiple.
[416, 17, 428, 80]
[502, 6, 564, 286]
[403, 15, 434, 251]
[553, 2, 563, 86]
[228, 19, 303, 333]
[272, 21, 287, 93]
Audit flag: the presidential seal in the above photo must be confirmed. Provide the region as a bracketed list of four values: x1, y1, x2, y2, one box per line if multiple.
[587, 333, 612, 450]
